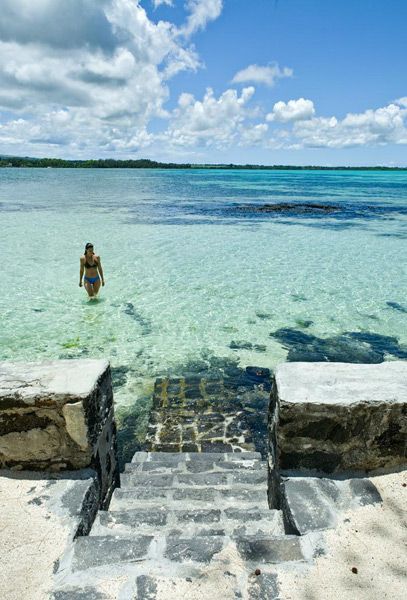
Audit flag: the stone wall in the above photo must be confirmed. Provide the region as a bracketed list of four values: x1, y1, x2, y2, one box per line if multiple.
[269, 361, 407, 475]
[0, 359, 119, 508]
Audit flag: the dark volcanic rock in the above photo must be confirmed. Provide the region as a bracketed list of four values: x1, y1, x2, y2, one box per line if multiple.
[235, 203, 341, 213]
[269, 327, 407, 363]
[229, 340, 253, 350]
[386, 301, 407, 314]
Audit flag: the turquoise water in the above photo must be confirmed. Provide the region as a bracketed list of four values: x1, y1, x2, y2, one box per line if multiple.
[1, 168, 406, 408]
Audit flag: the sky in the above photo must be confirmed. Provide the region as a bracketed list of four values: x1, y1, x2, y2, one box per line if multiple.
[0, 0, 406, 165]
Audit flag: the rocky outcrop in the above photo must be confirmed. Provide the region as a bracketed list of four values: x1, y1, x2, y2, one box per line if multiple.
[270, 361, 407, 474]
[0, 359, 119, 507]
[235, 203, 341, 213]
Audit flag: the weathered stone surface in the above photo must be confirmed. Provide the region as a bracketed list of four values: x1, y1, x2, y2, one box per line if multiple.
[271, 361, 407, 472]
[176, 509, 221, 523]
[72, 536, 153, 571]
[164, 535, 224, 563]
[62, 402, 89, 450]
[0, 360, 119, 508]
[349, 478, 383, 505]
[53, 586, 108, 599]
[248, 573, 279, 600]
[280, 476, 382, 535]
[236, 535, 304, 563]
[135, 575, 157, 600]
[98, 508, 168, 528]
[0, 360, 109, 406]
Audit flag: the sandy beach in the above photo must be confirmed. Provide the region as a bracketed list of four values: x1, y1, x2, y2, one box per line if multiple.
[278, 470, 407, 600]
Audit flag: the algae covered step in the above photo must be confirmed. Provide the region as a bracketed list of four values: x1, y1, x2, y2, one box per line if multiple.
[89, 506, 285, 537]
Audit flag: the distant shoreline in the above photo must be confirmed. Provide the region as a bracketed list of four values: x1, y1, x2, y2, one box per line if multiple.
[0, 156, 406, 170]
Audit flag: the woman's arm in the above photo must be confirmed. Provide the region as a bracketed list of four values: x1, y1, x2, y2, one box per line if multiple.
[79, 257, 84, 286]
[97, 256, 105, 285]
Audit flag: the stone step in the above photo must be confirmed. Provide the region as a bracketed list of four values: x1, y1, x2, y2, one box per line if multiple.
[131, 451, 262, 462]
[145, 443, 258, 453]
[125, 459, 265, 474]
[109, 486, 270, 510]
[280, 475, 383, 535]
[68, 533, 306, 574]
[53, 571, 280, 600]
[120, 469, 268, 488]
[90, 507, 285, 538]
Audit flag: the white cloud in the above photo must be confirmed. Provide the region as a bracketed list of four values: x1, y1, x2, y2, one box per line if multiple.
[267, 98, 315, 122]
[163, 86, 255, 147]
[239, 123, 269, 146]
[293, 103, 407, 148]
[153, 0, 173, 7]
[179, 0, 223, 37]
[0, 2, 405, 159]
[231, 64, 293, 87]
[0, 0, 204, 155]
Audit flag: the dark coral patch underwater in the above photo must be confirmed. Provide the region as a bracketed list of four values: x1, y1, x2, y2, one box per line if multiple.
[269, 328, 407, 362]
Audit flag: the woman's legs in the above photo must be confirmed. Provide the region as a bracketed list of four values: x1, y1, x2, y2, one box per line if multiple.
[93, 279, 101, 295]
[84, 280, 95, 297]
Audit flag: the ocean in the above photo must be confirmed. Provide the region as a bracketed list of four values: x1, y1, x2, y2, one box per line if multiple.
[1, 168, 406, 436]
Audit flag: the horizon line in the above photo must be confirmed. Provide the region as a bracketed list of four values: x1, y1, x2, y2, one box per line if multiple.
[1, 155, 406, 170]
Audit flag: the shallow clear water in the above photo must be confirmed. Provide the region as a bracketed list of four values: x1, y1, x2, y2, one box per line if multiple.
[1, 168, 406, 408]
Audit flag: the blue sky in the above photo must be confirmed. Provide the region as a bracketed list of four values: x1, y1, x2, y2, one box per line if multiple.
[0, 0, 406, 165]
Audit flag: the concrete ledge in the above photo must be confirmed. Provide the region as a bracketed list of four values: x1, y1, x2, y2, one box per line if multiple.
[270, 361, 407, 473]
[0, 359, 119, 507]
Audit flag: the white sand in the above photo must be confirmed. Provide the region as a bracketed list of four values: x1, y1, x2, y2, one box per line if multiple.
[278, 470, 407, 600]
[0, 475, 71, 600]
[1, 470, 405, 599]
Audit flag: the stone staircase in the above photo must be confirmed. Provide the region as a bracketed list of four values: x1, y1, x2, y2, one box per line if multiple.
[53, 451, 312, 599]
[144, 370, 271, 456]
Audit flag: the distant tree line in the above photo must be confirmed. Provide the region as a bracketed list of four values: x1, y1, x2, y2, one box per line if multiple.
[0, 156, 406, 170]
[0, 157, 191, 169]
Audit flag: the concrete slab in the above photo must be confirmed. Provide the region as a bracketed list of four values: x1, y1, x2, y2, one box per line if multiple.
[272, 361, 407, 472]
[0, 359, 119, 506]
[274, 361, 407, 406]
[0, 359, 109, 405]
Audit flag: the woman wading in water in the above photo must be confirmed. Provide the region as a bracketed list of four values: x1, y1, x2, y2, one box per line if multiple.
[79, 243, 105, 298]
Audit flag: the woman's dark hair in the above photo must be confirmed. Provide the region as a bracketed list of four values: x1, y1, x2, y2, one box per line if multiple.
[84, 242, 94, 255]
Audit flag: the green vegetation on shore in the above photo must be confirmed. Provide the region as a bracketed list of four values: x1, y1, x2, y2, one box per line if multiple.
[0, 155, 406, 170]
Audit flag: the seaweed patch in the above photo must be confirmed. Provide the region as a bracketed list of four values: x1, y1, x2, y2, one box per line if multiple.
[269, 327, 407, 362]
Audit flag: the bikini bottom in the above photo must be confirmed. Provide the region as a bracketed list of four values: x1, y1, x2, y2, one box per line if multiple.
[84, 275, 100, 285]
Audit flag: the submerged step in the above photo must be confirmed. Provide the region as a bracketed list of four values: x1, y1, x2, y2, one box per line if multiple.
[90, 506, 284, 538]
[109, 486, 270, 510]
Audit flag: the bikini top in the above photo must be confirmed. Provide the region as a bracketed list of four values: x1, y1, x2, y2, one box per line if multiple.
[84, 257, 98, 269]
